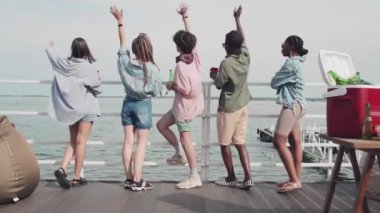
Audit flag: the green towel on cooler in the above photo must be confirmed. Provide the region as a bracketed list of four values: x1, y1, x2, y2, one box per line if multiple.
[328, 70, 373, 85]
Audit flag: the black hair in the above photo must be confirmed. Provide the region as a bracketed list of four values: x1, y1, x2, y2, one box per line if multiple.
[285, 35, 308, 56]
[173, 30, 197, 54]
[225, 30, 244, 50]
[70, 37, 96, 63]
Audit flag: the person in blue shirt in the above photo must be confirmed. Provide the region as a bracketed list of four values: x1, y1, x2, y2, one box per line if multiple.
[110, 5, 162, 191]
[270, 35, 308, 193]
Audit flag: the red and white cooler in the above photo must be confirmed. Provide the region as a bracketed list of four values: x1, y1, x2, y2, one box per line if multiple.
[319, 50, 380, 138]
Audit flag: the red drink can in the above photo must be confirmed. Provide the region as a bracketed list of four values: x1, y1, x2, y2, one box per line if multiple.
[210, 67, 219, 74]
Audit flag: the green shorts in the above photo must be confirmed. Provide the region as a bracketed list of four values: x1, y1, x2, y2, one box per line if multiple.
[176, 120, 192, 132]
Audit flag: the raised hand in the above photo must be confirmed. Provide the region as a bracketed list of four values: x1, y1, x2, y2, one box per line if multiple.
[48, 40, 54, 48]
[177, 2, 188, 17]
[110, 5, 123, 22]
[110, 5, 126, 47]
[234, 5, 242, 18]
[233, 5, 245, 43]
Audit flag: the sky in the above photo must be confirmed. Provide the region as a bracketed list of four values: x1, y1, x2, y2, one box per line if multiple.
[0, 0, 379, 85]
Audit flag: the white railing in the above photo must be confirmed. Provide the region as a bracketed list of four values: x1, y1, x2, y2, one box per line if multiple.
[0, 80, 352, 181]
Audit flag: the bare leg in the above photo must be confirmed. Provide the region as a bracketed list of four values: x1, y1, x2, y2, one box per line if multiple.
[122, 125, 134, 179]
[157, 111, 180, 151]
[180, 131, 197, 172]
[273, 132, 299, 183]
[288, 130, 303, 179]
[235, 144, 252, 181]
[60, 123, 78, 173]
[73, 121, 93, 179]
[220, 145, 236, 180]
[133, 129, 149, 182]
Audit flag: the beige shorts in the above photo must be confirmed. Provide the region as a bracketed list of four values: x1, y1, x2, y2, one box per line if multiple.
[275, 102, 305, 136]
[217, 106, 248, 146]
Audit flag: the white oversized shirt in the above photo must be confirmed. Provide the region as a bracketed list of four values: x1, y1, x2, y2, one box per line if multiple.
[46, 47, 101, 125]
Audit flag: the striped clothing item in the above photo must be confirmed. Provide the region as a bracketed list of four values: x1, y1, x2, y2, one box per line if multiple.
[117, 48, 162, 100]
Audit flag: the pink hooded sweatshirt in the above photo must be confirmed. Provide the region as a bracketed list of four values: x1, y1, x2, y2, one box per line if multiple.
[172, 48, 204, 121]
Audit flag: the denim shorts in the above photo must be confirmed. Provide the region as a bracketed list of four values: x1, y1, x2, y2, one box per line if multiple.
[80, 114, 98, 123]
[121, 97, 152, 129]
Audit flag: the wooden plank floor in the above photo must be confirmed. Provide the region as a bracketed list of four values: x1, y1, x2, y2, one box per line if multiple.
[1, 181, 380, 213]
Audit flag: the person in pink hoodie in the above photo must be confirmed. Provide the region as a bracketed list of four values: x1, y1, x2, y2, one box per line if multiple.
[157, 2, 204, 189]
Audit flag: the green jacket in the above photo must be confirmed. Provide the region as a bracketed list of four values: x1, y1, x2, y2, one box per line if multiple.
[214, 46, 251, 112]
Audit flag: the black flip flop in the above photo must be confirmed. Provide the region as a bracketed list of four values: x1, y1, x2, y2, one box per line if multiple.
[54, 167, 71, 189]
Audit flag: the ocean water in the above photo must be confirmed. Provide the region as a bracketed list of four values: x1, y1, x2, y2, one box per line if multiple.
[0, 83, 354, 183]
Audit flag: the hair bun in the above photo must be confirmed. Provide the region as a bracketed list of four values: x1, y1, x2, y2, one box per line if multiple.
[299, 48, 308, 56]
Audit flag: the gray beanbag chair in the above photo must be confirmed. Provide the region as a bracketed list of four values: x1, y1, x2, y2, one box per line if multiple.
[0, 116, 40, 204]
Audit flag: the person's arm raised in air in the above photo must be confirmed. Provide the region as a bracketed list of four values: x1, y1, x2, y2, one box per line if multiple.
[110, 5, 133, 86]
[46, 40, 59, 65]
[110, 5, 127, 48]
[234, 5, 245, 45]
[45, 40, 70, 74]
[177, 2, 192, 33]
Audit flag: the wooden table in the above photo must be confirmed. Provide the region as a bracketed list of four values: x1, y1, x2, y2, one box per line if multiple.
[320, 134, 380, 213]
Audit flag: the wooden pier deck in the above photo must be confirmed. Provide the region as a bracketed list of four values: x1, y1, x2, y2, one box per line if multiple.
[1, 181, 380, 213]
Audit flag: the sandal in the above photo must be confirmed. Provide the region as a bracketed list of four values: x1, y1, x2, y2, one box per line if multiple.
[215, 177, 238, 187]
[367, 191, 380, 201]
[72, 177, 88, 187]
[124, 178, 133, 189]
[241, 179, 254, 190]
[54, 167, 70, 189]
[277, 181, 289, 187]
[278, 181, 302, 193]
[130, 179, 153, 191]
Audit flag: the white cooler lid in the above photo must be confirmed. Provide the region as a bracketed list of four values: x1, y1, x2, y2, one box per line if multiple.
[318, 50, 357, 86]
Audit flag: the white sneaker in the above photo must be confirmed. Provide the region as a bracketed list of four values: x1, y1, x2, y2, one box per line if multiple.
[176, 174, 202, 189]
[166, 153, 187, 165]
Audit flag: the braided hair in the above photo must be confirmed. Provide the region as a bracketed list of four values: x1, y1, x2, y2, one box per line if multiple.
[132, 33, 158, 86]
[285, 35, 308, 56]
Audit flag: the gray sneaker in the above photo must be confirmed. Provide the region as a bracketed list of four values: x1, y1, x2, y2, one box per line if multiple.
[166, 153, 187, 165]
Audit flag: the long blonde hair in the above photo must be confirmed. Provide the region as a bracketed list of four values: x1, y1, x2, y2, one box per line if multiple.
[132, 33, 157, 86]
